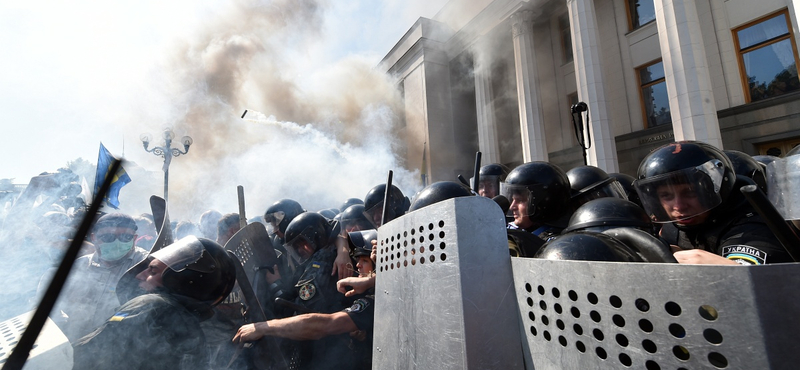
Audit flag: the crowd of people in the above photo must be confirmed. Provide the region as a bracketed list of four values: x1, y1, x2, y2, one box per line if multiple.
[2, 139, 798, 369]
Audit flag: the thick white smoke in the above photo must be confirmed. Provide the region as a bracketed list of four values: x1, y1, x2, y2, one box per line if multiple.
[118, 0, 422, 220]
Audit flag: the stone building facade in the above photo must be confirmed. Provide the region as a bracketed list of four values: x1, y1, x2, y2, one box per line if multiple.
[380, 0, 800, 181]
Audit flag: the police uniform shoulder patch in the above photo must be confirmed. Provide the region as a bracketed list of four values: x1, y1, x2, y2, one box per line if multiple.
[299, 283, 316, 300]
[722, 245, 767, 265]
[109, 312, 129, 322]
[345, 298, 370, 313]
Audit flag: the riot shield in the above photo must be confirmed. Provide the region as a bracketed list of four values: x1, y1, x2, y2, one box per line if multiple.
[148, 195, 172, 253]
[511, 258, 800, 369]
[373, 196, 524, 369]
[0, 311, 72, 370]
[225, 223, 287, 370]
[114, 196, 174, 303]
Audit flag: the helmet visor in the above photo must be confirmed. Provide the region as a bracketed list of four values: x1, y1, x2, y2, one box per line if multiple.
[283, 230, 314, 265]
[363, 201, 384, 228]
[573, 179, 628, 207]
[264, 211, 285, 235]
[633, 159, 726, 223]
[475, 175, 501, 198]
[500, 183, 536, 218]
[151, 236, 206, 273]
[767, 154, 800, 220]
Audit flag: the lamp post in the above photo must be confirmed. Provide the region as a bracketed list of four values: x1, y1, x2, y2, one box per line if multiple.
[140, 128, 193, 202]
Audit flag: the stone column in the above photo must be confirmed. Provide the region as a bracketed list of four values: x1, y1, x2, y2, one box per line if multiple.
[653, 0, 723, 148]
[511, 10, 548, 162]
[474, 50, 501, 164]
[567, 0, 620, 172]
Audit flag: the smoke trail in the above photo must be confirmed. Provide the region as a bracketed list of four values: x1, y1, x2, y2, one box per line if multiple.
[118, 0, 420, 221]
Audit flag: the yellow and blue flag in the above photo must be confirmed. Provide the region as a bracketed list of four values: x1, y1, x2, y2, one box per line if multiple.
[94, 143, 131, 209]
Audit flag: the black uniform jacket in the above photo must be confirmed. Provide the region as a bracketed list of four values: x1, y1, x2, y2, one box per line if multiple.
[72, 293, 212, 370]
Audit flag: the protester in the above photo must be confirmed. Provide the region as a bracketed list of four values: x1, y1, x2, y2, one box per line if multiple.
[41, 213, 148, 342]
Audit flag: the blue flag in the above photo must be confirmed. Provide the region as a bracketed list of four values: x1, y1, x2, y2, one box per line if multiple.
[94, 143, 131, 209]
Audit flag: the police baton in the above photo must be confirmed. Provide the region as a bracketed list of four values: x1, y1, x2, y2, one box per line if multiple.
[740, 184, 800, 262]
[472, 151, 482, 193]
[2, 160, 121, 370]
[381, 170, 393, 226]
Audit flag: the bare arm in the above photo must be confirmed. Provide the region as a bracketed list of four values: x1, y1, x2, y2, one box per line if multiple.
[331, 236, 353, 281]
[673, 249, 739, 265]
[337, 275, 376, 297]
[233, 312, 357, 342]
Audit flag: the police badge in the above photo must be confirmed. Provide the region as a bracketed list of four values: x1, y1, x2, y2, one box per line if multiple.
[299, 283, 316, 300]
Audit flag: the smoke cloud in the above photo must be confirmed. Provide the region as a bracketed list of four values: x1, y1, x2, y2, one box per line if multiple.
[121, 0, 420, 221]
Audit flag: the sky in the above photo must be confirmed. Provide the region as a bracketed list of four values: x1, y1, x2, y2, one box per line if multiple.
[0, 0, 451, 220]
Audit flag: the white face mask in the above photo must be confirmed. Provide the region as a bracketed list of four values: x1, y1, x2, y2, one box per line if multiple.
[98, 240, 133, 261]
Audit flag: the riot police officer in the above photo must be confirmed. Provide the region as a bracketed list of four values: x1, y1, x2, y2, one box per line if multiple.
[566, 165, 628, 209]
[501, 161, 572, 241]
[362, 184, 410, 228]
[73, 236, 236, 370]
[269, 212, 353, 369]
[634, 141, 792, 265]
[474, 163, 509, 198]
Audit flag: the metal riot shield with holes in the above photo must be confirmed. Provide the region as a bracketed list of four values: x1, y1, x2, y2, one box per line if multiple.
[373, 196, 524, 369]
[149, 195, 173, 253]
[512, 258, 800, 370]
[0, 311, 72, 370]
[225, 223, 286, 370]
[224, 222, 279, 289]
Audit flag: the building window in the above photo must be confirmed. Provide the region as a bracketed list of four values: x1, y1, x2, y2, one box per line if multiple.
[734, 10, 800, 102]
[637, 60, 672, 128]
[559, 14, 573, 63]
[627, 0, 656, 30]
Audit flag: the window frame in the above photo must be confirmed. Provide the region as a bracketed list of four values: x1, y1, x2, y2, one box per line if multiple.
[626, 0, 656, 31]
[636, 59, 671, 129]
[732, 9, 800, 103]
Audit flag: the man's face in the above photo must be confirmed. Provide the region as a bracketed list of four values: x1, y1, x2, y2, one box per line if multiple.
[478, 180, 499, 198]
[509, 193, 533, 229]
[366, 208, 383, 228]
[356, 255, 374, 277]
[92, 226, 137, 261]
[92, 226, 137, 244]
[135, 258, 167, 292]
[657, 183, 709, 226]
[292, 239, 315, 263]
[266, 219, 283, 238]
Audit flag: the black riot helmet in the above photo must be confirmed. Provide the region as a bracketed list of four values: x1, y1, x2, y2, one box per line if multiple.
[608, 172, 642, 208]
[408, 181, 473, 212]
[788, 145, 800, 157]
[633, 141, 736, 224]
[339, 198, 363, 212]
[752, 155, 778, 167]
[363, 184, 409, 227]
[318, 208, 338, 220]
[566, 165, 627, 207]
[724, 150, 767, 192]
[264, 199, 305, 237]
[474, 163, 509, 198]
[150, 236, 236, 306]
[340, 204, 373, 232]
[500, 161, 571, 223]
[348, 229, 378, 259]
[564, 198, 653, 233]
[534, 231, 644, 262]
[283, 212, 332, 265]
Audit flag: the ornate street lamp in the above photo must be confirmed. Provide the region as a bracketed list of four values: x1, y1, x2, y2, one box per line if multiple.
[140, 128, 193, 202]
